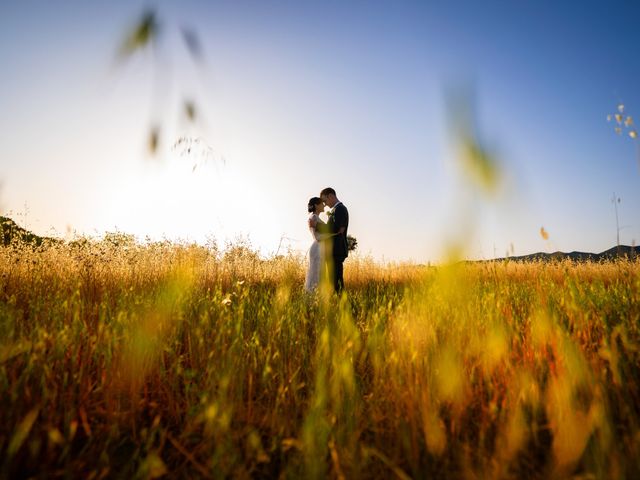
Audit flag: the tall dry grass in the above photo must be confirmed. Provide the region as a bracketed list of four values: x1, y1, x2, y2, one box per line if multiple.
[0, 238, 639, 479]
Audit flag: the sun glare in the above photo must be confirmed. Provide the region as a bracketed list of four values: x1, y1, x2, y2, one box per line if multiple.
[104, 149, 282, 253]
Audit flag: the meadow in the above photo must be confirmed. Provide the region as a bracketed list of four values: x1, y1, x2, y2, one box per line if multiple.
[0, 237, 639, 479]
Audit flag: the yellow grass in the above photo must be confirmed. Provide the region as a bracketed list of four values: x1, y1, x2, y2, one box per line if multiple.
[0, 238, 639, 478]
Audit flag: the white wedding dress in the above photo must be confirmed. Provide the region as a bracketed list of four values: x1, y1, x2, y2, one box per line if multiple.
[304, 213, 328, 292]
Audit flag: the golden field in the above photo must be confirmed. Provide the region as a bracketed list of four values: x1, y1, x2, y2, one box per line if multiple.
[0, 237, 639, 479]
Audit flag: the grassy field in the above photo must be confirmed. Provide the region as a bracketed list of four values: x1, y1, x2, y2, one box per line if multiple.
[0, 238, 639, 479]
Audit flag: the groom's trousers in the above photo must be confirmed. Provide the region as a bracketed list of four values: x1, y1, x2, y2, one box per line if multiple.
[333, 256, 345, 294]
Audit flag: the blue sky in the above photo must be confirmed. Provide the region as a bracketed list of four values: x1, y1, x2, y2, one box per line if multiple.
[1, 0, 639, 262]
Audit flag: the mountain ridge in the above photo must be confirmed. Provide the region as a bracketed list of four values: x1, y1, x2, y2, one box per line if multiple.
[488, 245, 640, 262]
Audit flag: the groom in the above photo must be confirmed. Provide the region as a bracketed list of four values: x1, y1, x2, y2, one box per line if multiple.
[320, 187, 349, 294]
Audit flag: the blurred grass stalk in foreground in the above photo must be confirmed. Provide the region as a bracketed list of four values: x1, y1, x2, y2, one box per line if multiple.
[443, 84, 505, 263]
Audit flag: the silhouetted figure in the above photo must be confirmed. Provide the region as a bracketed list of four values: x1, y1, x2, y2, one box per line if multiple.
[320, 187, 349, 294]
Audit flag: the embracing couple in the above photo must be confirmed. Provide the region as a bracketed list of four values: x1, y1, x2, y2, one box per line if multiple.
[304, 187, 350, 294]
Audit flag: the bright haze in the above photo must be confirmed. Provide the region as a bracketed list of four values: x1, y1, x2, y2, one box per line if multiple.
[1, 0, 639, 262]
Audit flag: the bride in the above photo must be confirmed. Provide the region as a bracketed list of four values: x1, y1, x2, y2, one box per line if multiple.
[304, 197, 333, 292]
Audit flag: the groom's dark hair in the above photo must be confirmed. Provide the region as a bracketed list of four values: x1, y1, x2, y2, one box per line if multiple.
[320, 187, 336, 197]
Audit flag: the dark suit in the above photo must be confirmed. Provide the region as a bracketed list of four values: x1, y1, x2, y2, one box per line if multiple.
[326, 202, 349, 293]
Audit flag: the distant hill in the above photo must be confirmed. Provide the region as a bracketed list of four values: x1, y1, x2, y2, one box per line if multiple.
[492, 245, 640, 262]
[0, 216, 59, 247]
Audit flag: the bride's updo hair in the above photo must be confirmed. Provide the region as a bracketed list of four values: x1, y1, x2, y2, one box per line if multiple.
[308, 197, 322, 213]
